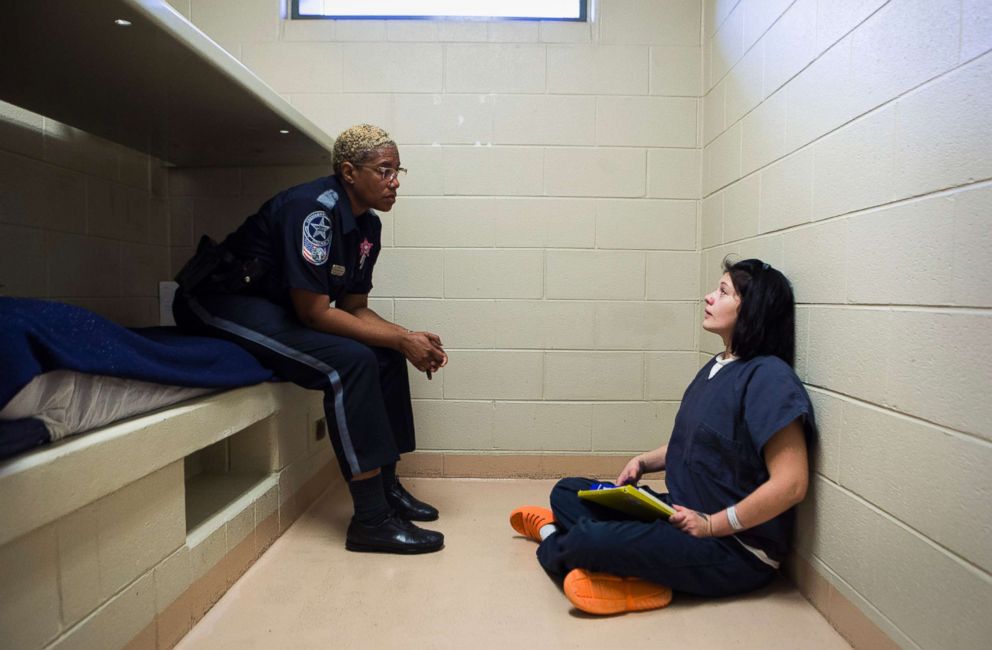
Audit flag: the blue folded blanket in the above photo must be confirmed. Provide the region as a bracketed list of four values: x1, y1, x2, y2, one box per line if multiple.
[0, 297, 273, 410]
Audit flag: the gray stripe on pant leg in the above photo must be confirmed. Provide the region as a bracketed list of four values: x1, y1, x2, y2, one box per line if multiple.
[187, 297, 362, 475]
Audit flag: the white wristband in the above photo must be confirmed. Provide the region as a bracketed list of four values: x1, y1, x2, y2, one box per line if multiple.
[727, 505, 744, 531]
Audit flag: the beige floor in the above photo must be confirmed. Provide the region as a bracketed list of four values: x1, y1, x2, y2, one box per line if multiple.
[177, 478, 852, 649]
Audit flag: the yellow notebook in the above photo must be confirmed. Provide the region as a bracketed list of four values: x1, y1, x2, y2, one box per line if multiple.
[577, 484, 675, 522]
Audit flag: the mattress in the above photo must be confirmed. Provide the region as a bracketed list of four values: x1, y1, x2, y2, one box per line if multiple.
[0, 370, 213, 443]
[0, 297, 275, 459]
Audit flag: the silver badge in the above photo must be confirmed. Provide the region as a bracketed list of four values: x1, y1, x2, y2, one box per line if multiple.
[331, 264, 346, 276]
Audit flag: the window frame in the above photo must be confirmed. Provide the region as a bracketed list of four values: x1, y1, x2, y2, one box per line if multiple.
[290, 0, 588, 22]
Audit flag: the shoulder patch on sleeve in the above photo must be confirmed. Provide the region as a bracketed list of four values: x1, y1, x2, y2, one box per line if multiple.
[316, 189, 339, 211]
[302, 211, 331, 266]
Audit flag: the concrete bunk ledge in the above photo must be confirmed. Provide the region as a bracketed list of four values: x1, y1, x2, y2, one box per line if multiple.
[0, 382, 339, 650]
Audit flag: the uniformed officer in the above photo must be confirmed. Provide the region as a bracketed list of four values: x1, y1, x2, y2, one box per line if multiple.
[173, 124, 447, 554]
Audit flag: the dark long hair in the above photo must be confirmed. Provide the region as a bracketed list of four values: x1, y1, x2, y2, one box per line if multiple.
[723, 257, 796, 367]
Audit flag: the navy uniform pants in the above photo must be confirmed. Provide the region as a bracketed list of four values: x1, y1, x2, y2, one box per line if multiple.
[173, 291, 414, 481]
[536, 477, 775, 598]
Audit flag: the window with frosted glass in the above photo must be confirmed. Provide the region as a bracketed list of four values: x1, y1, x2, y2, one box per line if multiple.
[293, 0, 586, 21]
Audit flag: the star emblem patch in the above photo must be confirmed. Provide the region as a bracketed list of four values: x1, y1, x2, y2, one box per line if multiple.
[358, 238, 373, 270]
[302, 211, 331, 266]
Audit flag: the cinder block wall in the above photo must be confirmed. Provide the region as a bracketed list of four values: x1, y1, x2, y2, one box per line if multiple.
[166, 0, 705, 457]
[0, 101, 170, 326]
[701, 1, 992, 648]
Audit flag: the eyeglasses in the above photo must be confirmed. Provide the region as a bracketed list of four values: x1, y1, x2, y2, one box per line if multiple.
[359, 165, 407, 182]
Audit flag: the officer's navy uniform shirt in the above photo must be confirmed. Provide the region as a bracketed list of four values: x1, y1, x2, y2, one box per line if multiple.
[665, 354, 816, 564]
[221, 175, 382, 306]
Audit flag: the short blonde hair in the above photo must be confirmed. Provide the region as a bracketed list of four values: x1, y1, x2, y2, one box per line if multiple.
[332, 124, 396, 174]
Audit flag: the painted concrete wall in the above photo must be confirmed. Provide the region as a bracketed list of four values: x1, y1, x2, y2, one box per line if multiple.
[0, 102, 170, 326]
[700, 1, 992, 648]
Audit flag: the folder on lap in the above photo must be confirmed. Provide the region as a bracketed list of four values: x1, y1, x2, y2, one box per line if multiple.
[577, 484, 675, 522]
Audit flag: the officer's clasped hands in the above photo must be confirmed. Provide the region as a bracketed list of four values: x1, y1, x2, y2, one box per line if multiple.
[400, 330, 448, 378]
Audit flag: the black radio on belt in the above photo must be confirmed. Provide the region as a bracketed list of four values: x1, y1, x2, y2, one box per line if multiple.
[175, 235, 269, 295]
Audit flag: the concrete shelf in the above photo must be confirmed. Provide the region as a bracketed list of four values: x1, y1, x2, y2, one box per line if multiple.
[0, 383, 286, 548]
[0, 0, 333, 166]
[185, 472, 275, 540]
[0, 382, 333, 649]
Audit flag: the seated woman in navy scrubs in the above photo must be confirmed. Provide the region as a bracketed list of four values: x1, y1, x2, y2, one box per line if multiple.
[509, 258, 816, 615]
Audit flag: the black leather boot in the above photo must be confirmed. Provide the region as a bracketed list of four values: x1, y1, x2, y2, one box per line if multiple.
[345, 514, 444, 554]
[385, 480, 440, 521]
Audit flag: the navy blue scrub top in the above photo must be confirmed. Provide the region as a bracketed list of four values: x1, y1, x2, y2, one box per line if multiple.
[665, 355, 816, 563]
[221, 175, 382, 308]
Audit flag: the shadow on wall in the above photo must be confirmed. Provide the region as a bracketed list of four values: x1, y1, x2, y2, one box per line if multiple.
[0, 111, 169, 327]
